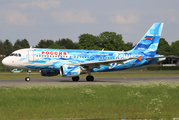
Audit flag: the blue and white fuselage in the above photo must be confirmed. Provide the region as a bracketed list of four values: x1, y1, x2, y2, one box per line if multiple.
[2, 23, 166, 81]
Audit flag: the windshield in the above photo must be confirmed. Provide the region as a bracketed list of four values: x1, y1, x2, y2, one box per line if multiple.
[9, 53, 15, 56]
[9, 53, 21, 57]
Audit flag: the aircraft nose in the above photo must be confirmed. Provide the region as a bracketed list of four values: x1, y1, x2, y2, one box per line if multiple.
[2, 57, 9, 66]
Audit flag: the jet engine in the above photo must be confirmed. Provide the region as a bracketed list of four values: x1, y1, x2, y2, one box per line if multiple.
[60, 65, 87, 77]
[40, 70, 59, 77]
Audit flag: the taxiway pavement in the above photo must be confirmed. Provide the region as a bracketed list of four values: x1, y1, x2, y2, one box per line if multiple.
[0, 76, 179, 87]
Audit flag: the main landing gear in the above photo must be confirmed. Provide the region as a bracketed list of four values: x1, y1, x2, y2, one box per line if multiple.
[25, 70, 31, 82]
[86, 70, 94, 81]
[71, 71, 94, 82]
[72, 76, 79, 81]
[71, 75, 94, 82]
[86, 75, 94, 81]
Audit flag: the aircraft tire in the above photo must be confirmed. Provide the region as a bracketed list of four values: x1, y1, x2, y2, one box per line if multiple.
[72, 76, 79, 81]
[86, 76, 94, 81]
[25, 77, 30, 82]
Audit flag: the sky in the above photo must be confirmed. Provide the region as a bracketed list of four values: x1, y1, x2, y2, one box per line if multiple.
[0, 0, 179, 47]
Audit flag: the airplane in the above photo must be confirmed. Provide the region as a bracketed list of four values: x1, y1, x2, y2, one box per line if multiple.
[2, 22, 166, 82]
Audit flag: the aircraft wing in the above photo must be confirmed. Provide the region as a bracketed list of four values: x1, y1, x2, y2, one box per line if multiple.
[68, 57, 140, 67]
[67, 55, 165, 68]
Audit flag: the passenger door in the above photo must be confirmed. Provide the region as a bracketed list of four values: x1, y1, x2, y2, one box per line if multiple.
[28, 50, 34, 62]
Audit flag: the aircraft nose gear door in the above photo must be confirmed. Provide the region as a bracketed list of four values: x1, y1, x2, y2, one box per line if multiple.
[28, 50, 34, 62]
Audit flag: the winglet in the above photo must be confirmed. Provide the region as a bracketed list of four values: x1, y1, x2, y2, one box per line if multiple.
[137, 55, 142, 61]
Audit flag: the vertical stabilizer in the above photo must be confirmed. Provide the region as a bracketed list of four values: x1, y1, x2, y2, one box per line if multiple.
[132, 23, 164, 57]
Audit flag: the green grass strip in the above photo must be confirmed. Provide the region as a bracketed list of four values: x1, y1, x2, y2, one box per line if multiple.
[0, 81, 179, 119]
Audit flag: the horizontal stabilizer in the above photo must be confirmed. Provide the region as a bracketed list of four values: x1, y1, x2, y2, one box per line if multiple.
[145, 56, 166, 61]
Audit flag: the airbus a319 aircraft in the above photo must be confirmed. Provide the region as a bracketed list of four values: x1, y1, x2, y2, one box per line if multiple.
[2, 23, 166, 82]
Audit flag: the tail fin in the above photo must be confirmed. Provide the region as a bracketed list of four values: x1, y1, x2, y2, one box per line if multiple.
[131, 23, 164, 57]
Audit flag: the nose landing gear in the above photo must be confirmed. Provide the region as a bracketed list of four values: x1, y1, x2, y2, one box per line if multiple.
[25, 70, 31, 82]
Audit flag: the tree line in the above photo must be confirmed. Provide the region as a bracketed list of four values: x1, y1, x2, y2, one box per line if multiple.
[0, 31, 178, 56]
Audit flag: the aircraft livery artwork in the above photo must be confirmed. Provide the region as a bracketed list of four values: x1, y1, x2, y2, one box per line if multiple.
[2, 23, 166, 82]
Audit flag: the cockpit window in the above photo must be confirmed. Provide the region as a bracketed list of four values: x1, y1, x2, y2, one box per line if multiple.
[14, 53, 18, 56]
[9, 53, 21, 57]
[10, 53, 15, 56]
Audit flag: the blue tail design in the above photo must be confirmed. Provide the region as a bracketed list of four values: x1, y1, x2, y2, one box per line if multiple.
[131, 23, 164, 57]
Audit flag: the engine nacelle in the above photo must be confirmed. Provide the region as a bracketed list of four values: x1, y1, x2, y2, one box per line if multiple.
[60, 65, 87, 77]
[40, 70, 59, 77]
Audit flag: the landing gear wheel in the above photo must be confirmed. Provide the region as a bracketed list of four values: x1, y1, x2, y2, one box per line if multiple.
[72, 76, 79, 81]
[25, 77, 30, 82]
[25, 70, 31, 82]
[86, 76, 94, 81]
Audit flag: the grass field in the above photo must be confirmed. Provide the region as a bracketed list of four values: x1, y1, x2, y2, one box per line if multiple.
[1, 70, 179, 119]
[1, 70, 179, 79]
[0, 82, 179, 119]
